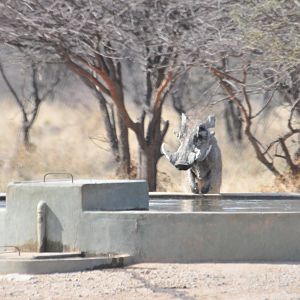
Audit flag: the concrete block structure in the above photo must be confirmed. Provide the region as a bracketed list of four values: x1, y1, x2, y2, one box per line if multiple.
[1, 180, 300, 266]
[0, 180, 148, 253]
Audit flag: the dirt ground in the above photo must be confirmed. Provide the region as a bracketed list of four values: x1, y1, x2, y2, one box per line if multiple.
[1, 263, 300, 300]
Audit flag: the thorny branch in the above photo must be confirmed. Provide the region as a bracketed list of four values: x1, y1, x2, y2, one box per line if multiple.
[212, 65, 300, 180]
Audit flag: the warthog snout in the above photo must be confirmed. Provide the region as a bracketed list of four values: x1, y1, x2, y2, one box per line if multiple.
[174, 163, 191, 171]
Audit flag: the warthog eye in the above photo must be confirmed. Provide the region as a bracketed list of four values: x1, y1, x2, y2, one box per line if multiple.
[194, 134, 202, 143]
[197, 125, 208, 138]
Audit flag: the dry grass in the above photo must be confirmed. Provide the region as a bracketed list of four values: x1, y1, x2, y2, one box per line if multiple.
[0, 99, 297, 193]
[0, 100, 118, 191]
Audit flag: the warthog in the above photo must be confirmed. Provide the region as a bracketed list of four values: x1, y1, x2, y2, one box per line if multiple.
[161, 114, 222, 194]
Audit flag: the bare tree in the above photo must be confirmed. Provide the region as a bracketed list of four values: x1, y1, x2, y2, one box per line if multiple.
[206, 1, 300, 187]
[211, 65, 300, 184]
[1, 0, 299, 190]
[220, 58, 243, 143]
[0, 59, 62, 150]
[77, 74, 123, 172]
[264, 65, 300, 156]
[0, 0, 228, 190]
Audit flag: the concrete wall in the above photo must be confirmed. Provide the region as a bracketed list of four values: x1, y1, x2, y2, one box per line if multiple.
[75, 211, 300, 262]
[4, 182, 83, 251]
[1, 181, 300, 262]
[0, 208, 6, 248]
[136, 212, 300, 262]
[0, 180, 148, 252]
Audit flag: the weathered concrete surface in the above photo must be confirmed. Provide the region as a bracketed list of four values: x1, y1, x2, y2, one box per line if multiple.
[0, 180, 148, 253]
[81, 180, 148, 211]
[3, 181, 83, 252]
[135, 212, 300, 262]
[0, 207, 6, 249]
[77, 211, 300, 262]
[1, 183, 300, 265]
[0, 252, 132, 274]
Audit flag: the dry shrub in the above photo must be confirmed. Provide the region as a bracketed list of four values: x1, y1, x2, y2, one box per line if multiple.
[260, 173, 300, 192]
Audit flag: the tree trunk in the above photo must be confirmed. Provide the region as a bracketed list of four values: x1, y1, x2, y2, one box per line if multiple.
[22, 115, 34, 151]
[138, 146, 159, 191]
[96, 93, 120, 163]
[224, 101, 243, 143]
[97, 95, 131, 177]
[23, 123, 30, 149]
[117, 112, 131, 176]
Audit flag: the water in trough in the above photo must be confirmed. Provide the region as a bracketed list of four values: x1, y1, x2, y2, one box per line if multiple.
[149, 198, 300, 212]
[2, 193, 300, 212]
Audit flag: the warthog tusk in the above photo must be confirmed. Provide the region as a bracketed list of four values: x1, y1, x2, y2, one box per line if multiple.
[188, 152, 196, 165]
[161, 143, 176, 164]
[205, 145, 212, 159]
[195, 149, 201, 161]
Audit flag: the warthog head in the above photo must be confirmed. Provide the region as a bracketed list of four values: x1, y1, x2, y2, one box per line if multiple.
[161, 114, 216, 171]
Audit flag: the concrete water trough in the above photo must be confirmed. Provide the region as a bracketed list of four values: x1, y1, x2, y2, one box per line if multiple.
[0, 250, 131, 274]
[1, 179, 300, 274]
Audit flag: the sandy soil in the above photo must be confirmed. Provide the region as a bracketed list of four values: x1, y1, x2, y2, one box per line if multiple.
[1, 263, 300, 300]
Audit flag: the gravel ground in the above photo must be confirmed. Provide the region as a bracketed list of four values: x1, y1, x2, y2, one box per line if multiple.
[1, 263, 300, 300]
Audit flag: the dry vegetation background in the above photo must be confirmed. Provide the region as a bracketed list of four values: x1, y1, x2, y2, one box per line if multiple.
[0, 1, 299, 194]
[0, 95, 288, 193]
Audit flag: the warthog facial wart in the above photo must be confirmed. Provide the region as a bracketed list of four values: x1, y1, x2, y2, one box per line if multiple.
[161, 114, 222, 194]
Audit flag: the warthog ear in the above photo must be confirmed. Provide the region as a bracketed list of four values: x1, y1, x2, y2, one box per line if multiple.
[204, 115, 215, 129]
